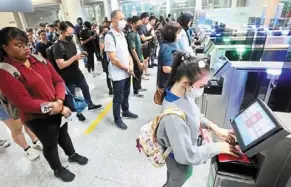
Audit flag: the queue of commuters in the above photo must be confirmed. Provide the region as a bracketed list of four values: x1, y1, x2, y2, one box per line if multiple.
[0, 9, 240, 187]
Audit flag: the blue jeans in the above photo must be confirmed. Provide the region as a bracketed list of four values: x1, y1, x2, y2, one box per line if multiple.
[66, 77, 93, 107]
[112, 78, 130, 121]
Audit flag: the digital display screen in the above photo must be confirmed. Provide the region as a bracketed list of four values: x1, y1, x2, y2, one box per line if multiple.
[233, 102, 276, 146]
[212, 56, 229, 76]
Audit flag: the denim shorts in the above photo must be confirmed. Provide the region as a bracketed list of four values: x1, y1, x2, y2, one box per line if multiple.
[0, 106, 10, 121]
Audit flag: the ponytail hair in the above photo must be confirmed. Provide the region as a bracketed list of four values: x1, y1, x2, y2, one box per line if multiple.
[166, 52, 210, 88]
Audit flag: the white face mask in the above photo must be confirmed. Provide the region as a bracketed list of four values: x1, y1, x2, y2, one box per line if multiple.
[186, 86, 204, 98]
[192, 87, 204, 97]
[117, 20, 126, 30]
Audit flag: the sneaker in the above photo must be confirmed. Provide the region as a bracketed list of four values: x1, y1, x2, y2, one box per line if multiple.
[68, 153, 88, 165]
[109, 91, 113, 96]
[24, 147, 40, 161]
[142, 76, 150, 80]
[54, 167, 75, 182]
[122, 111, 138, 119]
[76, 113, 86, 121]
[0, 140, 10, 148]
[88, 104, 103, 111]
[114, 120, 128, 130]
[134, 93, 144, 98]
[139, 88, 147, 92]
[32, 140, 43, 151]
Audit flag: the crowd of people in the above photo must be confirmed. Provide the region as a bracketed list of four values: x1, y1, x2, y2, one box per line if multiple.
[0, 9, 240, 187]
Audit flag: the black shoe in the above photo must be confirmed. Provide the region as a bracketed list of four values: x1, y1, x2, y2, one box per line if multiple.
[114, 120, 128, 130]
[122, 111, 138, 119]
[139, 88, 147, 92]
[88, 104, 103, 111]
[109, 91, 113, 95]
[54, 167, 75, 182]
[68, 153, 88, 165]
[148, 65, 154, 68]
[76, 113, 86, 121]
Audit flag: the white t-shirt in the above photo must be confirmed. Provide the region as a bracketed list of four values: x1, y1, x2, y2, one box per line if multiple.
[104, 28, 130, 81]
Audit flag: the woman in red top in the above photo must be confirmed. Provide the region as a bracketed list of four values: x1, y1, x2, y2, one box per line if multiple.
[0, 27, 88, 182]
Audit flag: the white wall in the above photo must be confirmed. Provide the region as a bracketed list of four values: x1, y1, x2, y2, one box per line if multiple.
[205, 7, 251, 26]
[0, 13, 18, 28]
[31, 0, 61, 6]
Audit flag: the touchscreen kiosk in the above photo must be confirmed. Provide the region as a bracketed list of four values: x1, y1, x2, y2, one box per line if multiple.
[204, 40, 214, 54]
[231, 99, 289, 157]
[212, 56, 231, 78]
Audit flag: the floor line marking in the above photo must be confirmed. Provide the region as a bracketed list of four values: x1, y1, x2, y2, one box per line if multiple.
[84, 101, 113, 135]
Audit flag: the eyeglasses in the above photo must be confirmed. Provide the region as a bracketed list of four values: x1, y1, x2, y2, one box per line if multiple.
[14, 43, 30, 51]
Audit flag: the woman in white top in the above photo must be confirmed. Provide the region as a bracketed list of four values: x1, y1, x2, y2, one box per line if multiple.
[176, 12, 194, 53]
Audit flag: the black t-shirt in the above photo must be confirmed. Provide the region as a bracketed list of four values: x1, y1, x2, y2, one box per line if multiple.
[79, 29, 96, 53]
[36, 41, 52, 58]
[52, 40, 84, 84]
[138, 25, 149, 44]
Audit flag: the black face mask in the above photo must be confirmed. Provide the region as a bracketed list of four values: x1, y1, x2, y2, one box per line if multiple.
[65, 35, 73, 41]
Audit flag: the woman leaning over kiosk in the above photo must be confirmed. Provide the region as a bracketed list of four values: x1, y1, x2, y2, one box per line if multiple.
[157, 52, 240, 187]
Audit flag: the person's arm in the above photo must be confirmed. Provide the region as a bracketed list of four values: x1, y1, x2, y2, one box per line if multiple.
[179, 31, 193, 53]
[161, 115, 220, 165]
[80, 31, 94, 45]
[99, 41, 104, 52]
[104, 34, 128, 71]
[52, 43, 81, 69]
[128, 53, 134, 72]
[0, 70, 48, 113]
[161, 47, 173, 74]
[46, 61, 65, 102]
[80, 36, 93, 45]
[128, 34, 142, 68]
[138, 29, 153, 42]
[140, 34, 153, 42]
[35, 42, 42, 57]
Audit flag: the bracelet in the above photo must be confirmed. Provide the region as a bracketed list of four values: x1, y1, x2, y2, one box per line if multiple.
[60, 106, 64, 113]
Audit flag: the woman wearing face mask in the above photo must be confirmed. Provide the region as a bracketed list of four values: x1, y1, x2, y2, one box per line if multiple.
[157, 52, 239, 187]
[176, 12, 194, 53]
[157, 22, 181, 89]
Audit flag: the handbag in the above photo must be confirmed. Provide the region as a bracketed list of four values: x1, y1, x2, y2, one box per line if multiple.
[64, 86, 88, 113]
[154, 88, 165, 105]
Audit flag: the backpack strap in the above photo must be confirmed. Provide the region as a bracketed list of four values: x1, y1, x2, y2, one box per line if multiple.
[107, 31, 116, 47]
[153, 108, 186, 158]
[31, 54, 47, 64]
[0, 63, 21, 78]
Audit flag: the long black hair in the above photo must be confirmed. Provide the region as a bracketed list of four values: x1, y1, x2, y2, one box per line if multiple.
[0, 27, 28, 61]
[166, 52, 210, 88]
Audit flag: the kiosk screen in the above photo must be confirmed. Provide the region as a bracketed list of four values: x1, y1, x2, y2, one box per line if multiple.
[212, 56, 230, 77]
[234, 101, 276, 146]
[232, 99, 282, 152]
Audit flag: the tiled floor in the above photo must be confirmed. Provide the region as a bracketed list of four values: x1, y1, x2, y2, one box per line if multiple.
[0, 62, 211, 187]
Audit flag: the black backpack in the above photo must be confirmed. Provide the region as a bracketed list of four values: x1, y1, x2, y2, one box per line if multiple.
[46, 40, 64, 75]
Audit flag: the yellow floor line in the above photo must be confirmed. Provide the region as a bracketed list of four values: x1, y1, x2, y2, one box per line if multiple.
[84, 101, 113, 135]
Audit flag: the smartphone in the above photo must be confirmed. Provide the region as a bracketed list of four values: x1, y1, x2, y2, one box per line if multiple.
[41, 103, 52, 114]
[81, 51, 88, 56]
